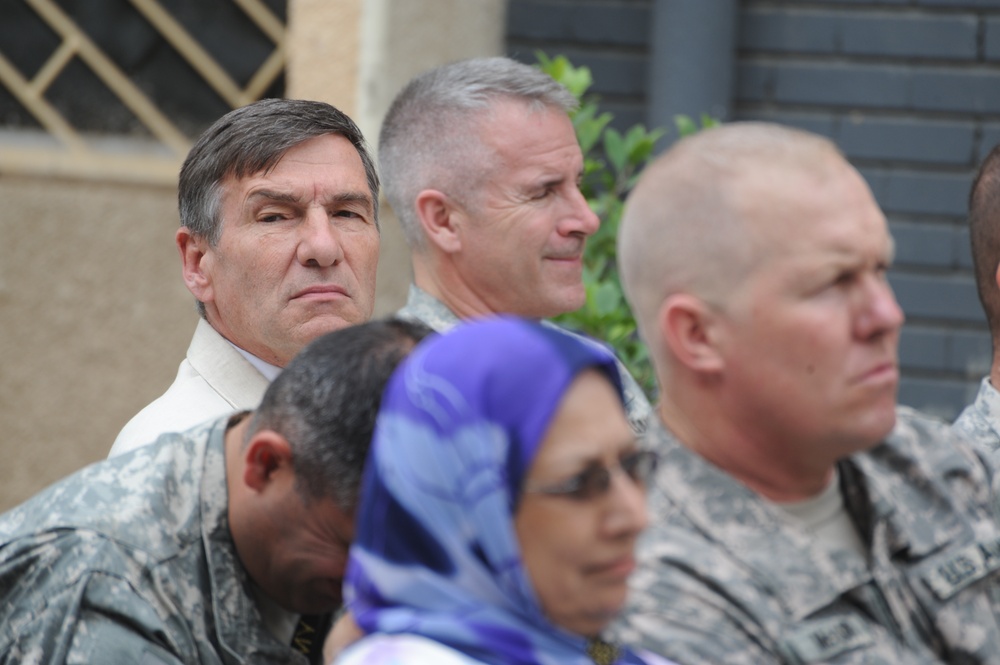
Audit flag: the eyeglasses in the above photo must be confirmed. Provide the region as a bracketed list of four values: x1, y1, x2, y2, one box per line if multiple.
[523, 449, 659, 501]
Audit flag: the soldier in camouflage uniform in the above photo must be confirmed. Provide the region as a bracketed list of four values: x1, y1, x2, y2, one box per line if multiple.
[615, 122, 1000, 663]
[953, 144, 1000, 453]
[0, 319, 428, 664]
[379, 57, 651, 434]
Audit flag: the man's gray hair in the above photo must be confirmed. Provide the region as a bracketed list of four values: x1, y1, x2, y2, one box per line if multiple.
[379, 56, 578, 248]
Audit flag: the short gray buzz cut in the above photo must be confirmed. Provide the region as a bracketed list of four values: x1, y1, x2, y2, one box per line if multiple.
[378, 56, 578, 249]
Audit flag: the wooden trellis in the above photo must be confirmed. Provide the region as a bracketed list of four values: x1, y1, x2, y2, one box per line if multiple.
[0, 0, 285, 184]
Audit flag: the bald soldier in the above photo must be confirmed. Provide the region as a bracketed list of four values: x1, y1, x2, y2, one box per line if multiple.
[614, 122, 1000, 663]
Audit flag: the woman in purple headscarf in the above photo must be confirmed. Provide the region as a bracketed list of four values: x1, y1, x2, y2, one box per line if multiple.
[334, 316, 671, 665]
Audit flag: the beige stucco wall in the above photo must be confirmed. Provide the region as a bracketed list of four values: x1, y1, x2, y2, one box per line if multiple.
[0, 0, 506, 511]
[0, 169, 420, 512]
[0, 175, 191, 510]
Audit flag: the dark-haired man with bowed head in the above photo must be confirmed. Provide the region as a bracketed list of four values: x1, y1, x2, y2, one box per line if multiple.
[0, 318, 430, 663]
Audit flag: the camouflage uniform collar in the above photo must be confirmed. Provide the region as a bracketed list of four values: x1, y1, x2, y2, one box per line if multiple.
[396, 284, 569, 333]
[953, 376, 1000, 454]
[397, 284, 544, 332]
[395, 284, 462, 333]
[644, 420, 873, 620]
[970, 376, 1000, 437]
[980, 375, 1000, 410]
[199, 417, 306, 664]
[846, 407, 970, 559]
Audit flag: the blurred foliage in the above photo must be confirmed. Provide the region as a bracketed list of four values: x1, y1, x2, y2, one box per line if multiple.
[537, 52, 719, 399]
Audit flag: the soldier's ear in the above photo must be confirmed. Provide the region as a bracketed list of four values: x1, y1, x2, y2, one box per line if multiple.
[242, 431, 293, 493]
[414, 189, 463, 254]
[658, 294, 725, 374]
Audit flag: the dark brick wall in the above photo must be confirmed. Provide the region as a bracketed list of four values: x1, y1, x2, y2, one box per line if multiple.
[506, 0, 653, 131]
[507, 0, 1000, 419]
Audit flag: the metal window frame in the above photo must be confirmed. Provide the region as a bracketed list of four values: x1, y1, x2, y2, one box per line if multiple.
[0, 0, 285, 185]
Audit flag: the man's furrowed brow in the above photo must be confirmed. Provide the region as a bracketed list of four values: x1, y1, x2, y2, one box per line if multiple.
[328, 191, 375, 212]
[247, 189, 300, 205]
[245, 189, 374, 214]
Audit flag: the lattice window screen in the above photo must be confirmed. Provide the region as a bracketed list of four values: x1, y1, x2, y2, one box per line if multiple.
[0, 0, 285, 184]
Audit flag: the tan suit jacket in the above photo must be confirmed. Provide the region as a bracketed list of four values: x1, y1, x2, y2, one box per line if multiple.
[109, 319, 269, 456]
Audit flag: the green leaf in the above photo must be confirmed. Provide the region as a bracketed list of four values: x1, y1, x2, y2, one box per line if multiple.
[536, 51, 593, 100]
[604, 128, 627, 175]
[574, 108, 613, 154]
[675, 114, 698, 137]
[700, 113, 721, 129]
[628, 128, 666, 165]
[594, 282, 620, 316]
[623, 124, 645, 147]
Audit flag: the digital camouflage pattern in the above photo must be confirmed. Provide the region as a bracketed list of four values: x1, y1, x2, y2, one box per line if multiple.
[615, 407, 1000, 664]
[395, 284, 652, 435]
[0, 415, 307, 665]
[953, 377, 1000, 456]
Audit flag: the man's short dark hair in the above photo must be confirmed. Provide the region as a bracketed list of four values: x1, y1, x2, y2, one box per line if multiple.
[178, 97, 380, 247]
[248, 318, 432, 509]
[969, 144, 1000, 336]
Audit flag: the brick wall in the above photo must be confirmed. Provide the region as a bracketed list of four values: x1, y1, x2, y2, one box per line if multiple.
[506, 0, 652, 130]
[507, 0, 1000, 419]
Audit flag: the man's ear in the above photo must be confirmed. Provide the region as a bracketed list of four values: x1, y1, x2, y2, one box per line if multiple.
[414, 189, 463, 254]
[242, 431, 294, 494]
[658, 294, 725, 374]
[177, 226, 213, 302]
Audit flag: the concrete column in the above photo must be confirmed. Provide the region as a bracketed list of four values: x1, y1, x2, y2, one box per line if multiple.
[647, 0, 738, 148]
[286, 0, 507, 313]
[286, 0, 365, 116]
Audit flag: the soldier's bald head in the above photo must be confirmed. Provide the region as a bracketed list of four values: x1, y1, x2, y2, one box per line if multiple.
[619, 122, 848, 355]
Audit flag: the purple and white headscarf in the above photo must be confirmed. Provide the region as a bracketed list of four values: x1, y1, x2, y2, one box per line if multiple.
[343, 316, 647, 665]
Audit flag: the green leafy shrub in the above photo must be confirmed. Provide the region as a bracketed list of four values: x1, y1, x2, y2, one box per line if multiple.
[537, 52, 718, 399]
